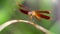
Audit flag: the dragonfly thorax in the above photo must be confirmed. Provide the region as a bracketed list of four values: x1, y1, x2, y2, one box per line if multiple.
[28, 11, 36, 16]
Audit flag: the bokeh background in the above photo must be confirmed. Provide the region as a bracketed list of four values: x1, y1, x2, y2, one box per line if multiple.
[0, 0, 60, 34]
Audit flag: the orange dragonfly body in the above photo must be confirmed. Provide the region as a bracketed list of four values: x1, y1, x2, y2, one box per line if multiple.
[19, 4, 51, 20]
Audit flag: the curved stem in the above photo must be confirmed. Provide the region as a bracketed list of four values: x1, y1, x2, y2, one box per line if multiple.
[0, 20, 54, 34]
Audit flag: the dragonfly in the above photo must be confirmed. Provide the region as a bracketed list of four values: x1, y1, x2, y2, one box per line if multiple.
[18, 4, 51, 21]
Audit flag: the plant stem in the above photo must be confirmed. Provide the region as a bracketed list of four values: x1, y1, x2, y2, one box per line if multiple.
[0, 20, 54, 34]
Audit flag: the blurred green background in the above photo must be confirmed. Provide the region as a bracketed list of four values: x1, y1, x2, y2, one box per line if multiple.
[0, 0, 59, 34]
